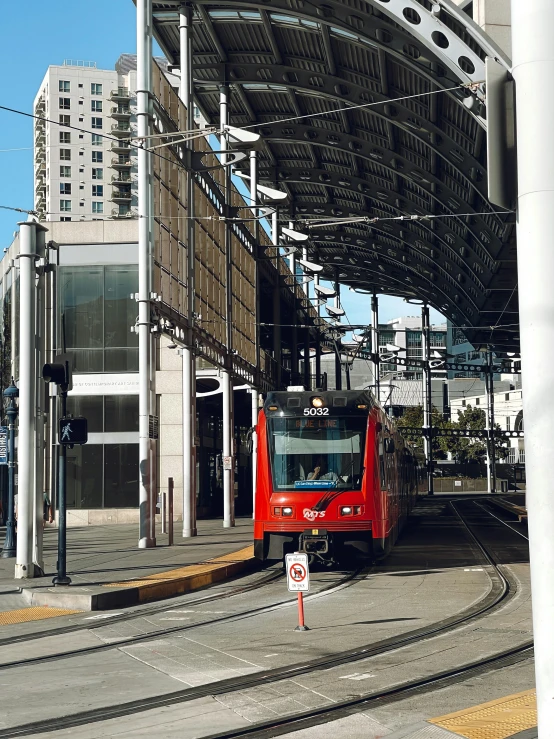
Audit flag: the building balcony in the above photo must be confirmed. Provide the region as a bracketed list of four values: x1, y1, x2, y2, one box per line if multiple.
[111, 105, 131, 119]
[111, 208, 136, 219]
[110, 87, 131, 100]
[111, 122, 132, 137]
[111, 157, 132, 168]
[111, 190, 132, 202]
[111, 173, 132, 185]
[111, 140, 132, 153]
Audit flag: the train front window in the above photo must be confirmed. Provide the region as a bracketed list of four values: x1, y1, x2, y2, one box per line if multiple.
[268, 416, 366, 491]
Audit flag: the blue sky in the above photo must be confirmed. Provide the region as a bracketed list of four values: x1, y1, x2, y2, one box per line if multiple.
[0, 1, 443, 327]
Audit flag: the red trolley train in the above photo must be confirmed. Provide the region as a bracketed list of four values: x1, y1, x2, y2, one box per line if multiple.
[254, 389, 420, 564]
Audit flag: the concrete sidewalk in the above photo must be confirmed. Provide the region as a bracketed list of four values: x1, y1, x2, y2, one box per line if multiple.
[0, 518, 256, 613]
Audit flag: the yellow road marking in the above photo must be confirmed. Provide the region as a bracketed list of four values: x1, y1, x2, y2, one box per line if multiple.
[429, 689, 536, 739]
[104, 545, 255, 591]
[0, 606, 82, 625]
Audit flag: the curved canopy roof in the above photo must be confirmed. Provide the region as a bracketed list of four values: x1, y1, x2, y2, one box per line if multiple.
[151, 0, 518, 350]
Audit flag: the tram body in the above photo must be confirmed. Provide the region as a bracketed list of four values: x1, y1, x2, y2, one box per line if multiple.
[254, 389, 419, 563]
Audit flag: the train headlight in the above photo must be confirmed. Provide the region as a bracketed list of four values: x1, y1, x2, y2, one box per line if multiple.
[340, 506, 353, 516]
[282, 507, 293, 516]
[311, 396, 324, 408]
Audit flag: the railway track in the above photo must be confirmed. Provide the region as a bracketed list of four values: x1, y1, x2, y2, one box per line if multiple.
[0, 563, 366, 672]
[0, 498, 532, 739]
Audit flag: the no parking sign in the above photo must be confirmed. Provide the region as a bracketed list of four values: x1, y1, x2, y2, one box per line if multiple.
[285, 553, 310, 593]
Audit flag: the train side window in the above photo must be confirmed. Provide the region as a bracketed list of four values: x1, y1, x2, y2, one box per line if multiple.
[379, 440, 386, 487]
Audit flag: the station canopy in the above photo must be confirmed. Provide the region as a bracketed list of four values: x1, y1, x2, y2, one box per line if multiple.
[150, 0, 517, 351]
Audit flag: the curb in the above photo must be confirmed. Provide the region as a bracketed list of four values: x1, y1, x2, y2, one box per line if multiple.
[19, 545, 257, 611]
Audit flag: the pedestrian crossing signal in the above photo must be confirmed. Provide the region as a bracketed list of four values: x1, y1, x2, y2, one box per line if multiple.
[59, 417, 88, 446]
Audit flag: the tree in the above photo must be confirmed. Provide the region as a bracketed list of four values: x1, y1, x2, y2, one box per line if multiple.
[439, 404, 509, 463]
[397, 404, 447, 458]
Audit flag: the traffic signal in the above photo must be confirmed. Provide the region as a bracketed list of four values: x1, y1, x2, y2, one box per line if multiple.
[42, 353, 72, 390]
[58, 417, 88, 446]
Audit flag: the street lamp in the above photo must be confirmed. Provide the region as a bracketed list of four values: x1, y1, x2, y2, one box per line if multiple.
[1, 380, 19, 558]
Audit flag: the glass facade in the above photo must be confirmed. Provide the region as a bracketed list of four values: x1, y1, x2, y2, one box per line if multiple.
[65, 395, 139, 508]
[59, 265, 138, 372]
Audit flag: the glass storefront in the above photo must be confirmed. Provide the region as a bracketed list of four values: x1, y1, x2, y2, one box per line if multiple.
[65, 395, 139, 508]
[59, 265, 138, 373]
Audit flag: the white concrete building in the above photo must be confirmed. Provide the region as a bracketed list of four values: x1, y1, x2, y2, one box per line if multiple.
[378, 316, 447, 382]
[33, 58, 138, 223]
[450, 386, 524, 464]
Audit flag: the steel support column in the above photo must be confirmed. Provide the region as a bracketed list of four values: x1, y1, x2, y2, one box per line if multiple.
[371, 294, 380, 400]
[334, 270, 342, 391]
[15, 220, 40, 578]
[137, 0, 156, 548]
[220, 84, 235, 528]
[512, 1, 554, 729]
[251, 387, 258, 517]
[421, 304, 434, 496]
[180, 4, 197, 538]
[272, 209, 281, 388]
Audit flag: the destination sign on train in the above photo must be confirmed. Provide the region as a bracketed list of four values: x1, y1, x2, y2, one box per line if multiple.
[295, 418, 338, 429]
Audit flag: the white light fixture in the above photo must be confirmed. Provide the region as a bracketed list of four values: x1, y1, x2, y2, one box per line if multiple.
[352, 333, 365, 343]
[314, 284, 337, 298]
[384, 343, 401, 353]
[298, 258, 323, 273]
[326, 305, 346, 318]
[222, 125, 261, 146]
[280, 226, 309, 242]
[256, 184, 288, 201]
[432, 350, 444, 359]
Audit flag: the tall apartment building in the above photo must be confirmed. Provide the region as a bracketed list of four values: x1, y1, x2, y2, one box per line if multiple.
[378, 316, 447, 381]
[33, 58, 138, 223]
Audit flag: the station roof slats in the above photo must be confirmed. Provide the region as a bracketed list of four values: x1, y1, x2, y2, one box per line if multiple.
[150, 0, 518, 349]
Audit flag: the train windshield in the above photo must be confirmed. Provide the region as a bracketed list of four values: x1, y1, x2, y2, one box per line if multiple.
[268, 416, 367, 491]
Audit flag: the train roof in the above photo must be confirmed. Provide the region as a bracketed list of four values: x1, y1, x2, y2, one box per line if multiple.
[263, 389, 376, 416]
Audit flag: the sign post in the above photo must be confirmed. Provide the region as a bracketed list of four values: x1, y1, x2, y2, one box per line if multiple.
[285, 552, 310, 631]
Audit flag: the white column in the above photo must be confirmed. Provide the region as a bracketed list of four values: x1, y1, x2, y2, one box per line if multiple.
[222, 371, 235, 527]
[511, 3, 554, 729]
[251, 388, 259, 518]
[180, 4, 197, 538]
[137, 0, 155, 547]
[220, 84, 235, 528]
[15, 221, 39, 578]
[33, 227, 47, 572]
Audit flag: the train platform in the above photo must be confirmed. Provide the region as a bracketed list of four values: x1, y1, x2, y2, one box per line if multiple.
[0, 517, 256, 618]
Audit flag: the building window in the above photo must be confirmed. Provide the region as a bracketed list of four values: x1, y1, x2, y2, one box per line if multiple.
[59, 200, 71, 212]
[92, 185, 103, 197]
[92, 134, 102, 145]
[60, 183, 72, 195]
[91, 83, 103, 96]
[91, 117, 102, 130]
[92, 151, 103, 163]
[59, 131, 71, 144]
[58, 80, 70, 93]
[60, 166, 71, 177]
[59, 97, 70, 110]
[92, 202, 104, 214]
[506, 417, 511, 431]
[59, 265, 139, 373]
[60, 217, 72, 222]
[91, 100, 103, 112]
[91, 168, 103, 180]
[475, 398, 480, 405]
[60, 149, 71, 161]
[59, 114, 70, 127]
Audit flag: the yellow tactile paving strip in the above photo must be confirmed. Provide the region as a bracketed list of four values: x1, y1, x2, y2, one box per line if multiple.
[429, 689, 537, 739]
[0, 606, 82, 625]
[103, 545, 256, 603]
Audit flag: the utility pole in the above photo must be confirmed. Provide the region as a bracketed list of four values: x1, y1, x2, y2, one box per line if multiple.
[371, 294, 380, 401]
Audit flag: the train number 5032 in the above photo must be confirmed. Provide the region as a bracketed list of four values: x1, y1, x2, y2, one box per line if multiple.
[303, 407, 329, 416]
